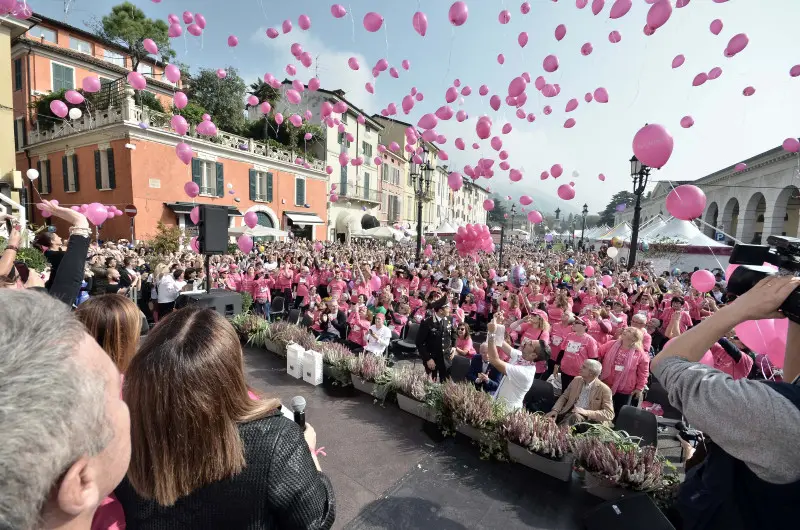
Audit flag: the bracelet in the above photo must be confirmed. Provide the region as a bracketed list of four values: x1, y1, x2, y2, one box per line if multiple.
[4, 245, 18, 252]
[69, 226, 91, 237]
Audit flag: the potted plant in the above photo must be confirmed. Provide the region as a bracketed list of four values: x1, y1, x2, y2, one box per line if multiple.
[390, 368, 438, 422]
[441, 381, 508, 460]
[349, 353, 390, 400]
[318, 342, 356, 394]
[231, 313, 265, 343]
[571, 424, 676, 500]
[502, 409, 574, 482]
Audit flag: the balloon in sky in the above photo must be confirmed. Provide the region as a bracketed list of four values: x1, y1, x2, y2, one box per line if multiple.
[347, 57, 360, 70]
[448, 172, 463, 191]
[783, 138, 800, 153]
[65, 89, 84, 104]
[557, 184, 576, 201]
[581, 43, 593, 56]
[564, 118, 576, 129]
[299, 14, 311, 30]
[518, 32, 528, 48]
[609, 0, 632, 19]
[331, 4, 347, 18]
[727, 33, 749, 56]
[543, 55, 559, 73]
[742, 86, 756, 96]
[499, 9, 511, 24]
[735, 163, 747, 171]
[598, 173, 606, 181]
[555, 24, 566, 41]
[666, 184, 706, 220]
[520, 195, 532, 206]
[693, 73, 708, 86]
[363, 12, 383, 32]
[49, 100, 68, 118]
[791, 65, 800, 77]
[528, 211, 543, 224]
[413, 11, 428, 36]
[708, 67, 723, 80]
[127, 71, 146, 90]
[632, 123, 674, 168]
[551, 164, 563, 178]
[591, 0, 605, 16]
[710, 19, 723, 35]
[448, 1, 469, 26]
[680, 116, 694, 128]
[483, 199, 495, 211]
[691, 270, 716, 293]
[609, 31, 621, 43]
[143, 38, 158, 55]
[672, 54, 685, 69]
[646, 0, 672, 30]
[593, 87, 609, 103]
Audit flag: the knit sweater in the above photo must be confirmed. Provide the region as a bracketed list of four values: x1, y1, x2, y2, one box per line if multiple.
[114, 412, 335, 529]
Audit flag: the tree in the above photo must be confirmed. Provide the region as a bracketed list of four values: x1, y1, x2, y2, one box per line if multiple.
[95, 2, 174, 74]
[487, 194, 509, 227]
[185, 67, 247, 134]
[146, 221, 182, 255]
[598, 191, 637, 226]
[247, 80, 280, 139]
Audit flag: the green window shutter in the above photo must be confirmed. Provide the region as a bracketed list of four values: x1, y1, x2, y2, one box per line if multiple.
[72, 154, 79, 192]
[62, 156, 69, 192]
[46, 161, 52, 193]
[266, 172, 273, 202]
[94, 150, 101, 189]
[106, 148, 116, 189]
[36, 161, 42, 192]
[52, 64, 62, 91]
[216, 162, 224, 198]
[249, 169, 256, 201]
[191, 158, 201, 185]
[296, 178, 305, 205]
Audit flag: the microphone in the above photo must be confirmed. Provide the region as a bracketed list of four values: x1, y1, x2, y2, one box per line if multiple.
[291, 396, 306, 431]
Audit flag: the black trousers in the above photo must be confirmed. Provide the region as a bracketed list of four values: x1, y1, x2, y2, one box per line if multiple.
[612, 392, 640, 419]
[157, 301, 175, 317]
[560, 373, 575, 393]
[424, 359, 450, 382]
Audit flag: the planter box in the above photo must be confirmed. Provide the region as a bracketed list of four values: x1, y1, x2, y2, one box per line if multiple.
[456, 423, 492, 445]
[584, 473, 628, 501]
[352, 376, 388, 400]
[263, 339, 286, 357]
[396, 394, 436, 423]
[507, 442, 574, 482]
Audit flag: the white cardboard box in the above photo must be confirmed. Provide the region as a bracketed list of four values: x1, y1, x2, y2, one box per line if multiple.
[302, 350, 323, 386]
[286, 343, 305, 379]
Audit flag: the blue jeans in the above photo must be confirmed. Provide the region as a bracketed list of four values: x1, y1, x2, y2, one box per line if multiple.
[254, 301, 270, 320]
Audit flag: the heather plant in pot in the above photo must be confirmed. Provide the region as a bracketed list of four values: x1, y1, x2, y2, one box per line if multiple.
[440, 381, 508, 460]
[502, 409, 572, 461]
[318, 342, 355, 387]
[387, 368, 440, 422]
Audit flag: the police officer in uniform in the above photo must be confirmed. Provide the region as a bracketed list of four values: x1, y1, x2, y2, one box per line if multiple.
[416, 294, 457, 382]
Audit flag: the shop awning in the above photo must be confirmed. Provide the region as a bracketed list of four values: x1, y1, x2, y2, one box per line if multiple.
[165, 202, 242, 216]
[285, 212, 324, 226]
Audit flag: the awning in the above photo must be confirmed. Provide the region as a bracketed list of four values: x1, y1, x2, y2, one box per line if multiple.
[165, 202, 242, 216]
[229, 226, 289, 238]
[285, 212, 324, 226]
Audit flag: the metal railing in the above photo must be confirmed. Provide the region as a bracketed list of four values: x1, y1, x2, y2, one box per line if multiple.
[337, 183, 382, 203]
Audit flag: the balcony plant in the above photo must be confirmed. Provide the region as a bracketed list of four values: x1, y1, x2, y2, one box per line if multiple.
[501, 409, 574, 481]
[440, 381, 509, 460]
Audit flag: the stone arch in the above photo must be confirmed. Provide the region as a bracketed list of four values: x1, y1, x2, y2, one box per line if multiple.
[740, 192, 767, 244]
[771, 185, 800, 238]
[722, 198, 739, 243]
[243, 204, 278, 229]
[703, 202, 719, 238]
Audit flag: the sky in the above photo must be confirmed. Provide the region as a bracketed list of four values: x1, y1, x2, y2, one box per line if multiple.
[33, 0, 800, 215]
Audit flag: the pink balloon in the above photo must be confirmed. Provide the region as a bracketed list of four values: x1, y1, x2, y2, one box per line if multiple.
[555, 24, 566, 41]
[601, 275, 613, 287]
[445, 86, 458, 103]
[691, 270, 715, 293]
[508, 77, 526, 97]
[448, 1, 469, 26]
[456, 110, 468, 122]
[81, 76, 101, 93]
[543, 55, 559, 73]
[521, 2, 531, 13]
[491, 136, 503, 151]
[436, 105, 454, 120]
[299, 14, 311, 30]
[237, 235, 254, 254]
[418, 113, 438, 130]
[520, 195, 532, 206]
[331, 4, 347, 18]
[598, 173, 606, 181]
[710, 19, 723, 35]
[609, 30, 621, 43]
[680, 116, 694, 129]
[790, 65, 800, 77]
[217, 69, 228, 79]
[497, 54, 505, 65]
[593, 87, 609, 103]
[551, 164, 563, 178]
[172, 91, 188, 109]
[727, 33, 749, 56]
[363, 12, 384, 32]
[510, 169, 523, 182]
[646, 0, 672, 30]
[266, 28, 279, 39]
[413, 11, 428, 36]
[490, 95, 501, 111]
[584, 266, 596, 277]
[518, 32, 529, 48]
[483, 199, 495, 211]
[644, 25, 655, 36]
[632, 123, 674, 168]
[609, 0, 632, 19]
[541, 84, 557, 97]
[557, 184, 575, 200]
[182, 11, 193, 24]
[742, 86, 756, 97]
[127, 71, 147, 90]
[244, 211, 258, 229]
[735, 163, 747, 172]
[389, 141, 400, 152]
[534, 76, 546, 91]
[498, 9, 511, 24]
[528, 211, 543, 224]
[176, 142, 193, 165]
[448, 172, 464, 191]
[734, 319, 777, 363]
[186, 23, 202, 37]
[564, 118, 576, 129]
[585, 92, 593, 103]
[168, 24, 182, 38]
[189, 236, 200, 253]
[708, 66, 723, 80]
[692, 73, 708, 87]
[282, 19, 293, 34]
[274, 113, 284, 125]
[665, 185, 706, 220]
[591, 0, 605, 15]
[170, 115, 188, 136]
[581, 42, 593, 56]
[184, 181, 200, 198]
[189, 206, 200, 225]
[49, 100, 68, 118]
[543, 105, 552, 115]
[84, 203, 108, 226]
[347, 57, 360, 71]
[672, 55, 685, 69]
[783, 138, 800, 153]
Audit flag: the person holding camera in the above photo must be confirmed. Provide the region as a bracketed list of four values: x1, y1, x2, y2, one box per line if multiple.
[652, 276, 800, 529]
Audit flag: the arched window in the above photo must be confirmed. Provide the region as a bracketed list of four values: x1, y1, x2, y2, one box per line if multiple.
[256, 212, 274, 228]
[757, 214, 764, 223]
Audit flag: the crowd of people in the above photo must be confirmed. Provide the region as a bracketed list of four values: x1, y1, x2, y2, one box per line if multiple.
[1, 199, 798, 529]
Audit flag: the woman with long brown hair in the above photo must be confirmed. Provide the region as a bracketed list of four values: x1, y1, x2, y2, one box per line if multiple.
[76, 294, 142, 373]
[115, 307, 335, 529]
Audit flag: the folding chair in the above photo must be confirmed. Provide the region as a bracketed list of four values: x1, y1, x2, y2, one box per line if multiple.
[615, 405, 659, 447]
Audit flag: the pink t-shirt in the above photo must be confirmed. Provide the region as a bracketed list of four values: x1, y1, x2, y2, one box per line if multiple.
[456, 336, 476, 358]
[91, 495, 126, 530]
[559, 332, 599, 376]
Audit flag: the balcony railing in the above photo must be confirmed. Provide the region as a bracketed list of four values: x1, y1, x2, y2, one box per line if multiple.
[336, 183, 382, 204]
[27, 87, 326, 173]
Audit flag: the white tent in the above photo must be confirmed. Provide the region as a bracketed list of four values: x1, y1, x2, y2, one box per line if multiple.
[357, 226, 406, 241]
[228, 225, 289, 238]
[638, 215, 669, 239]
[431, 221, 457, 235]
[640, 217, 730, 248]
[597, 222, 632, 241]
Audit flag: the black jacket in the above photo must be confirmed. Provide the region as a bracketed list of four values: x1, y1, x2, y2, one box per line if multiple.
[115, 411, 336, 529]
[322, 310, 347, 337]
[416, 315, 456, 368]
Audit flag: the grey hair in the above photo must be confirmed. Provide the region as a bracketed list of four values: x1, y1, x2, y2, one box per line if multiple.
[632, 313, 647, 324]
[584, 359, 603, 377]
[0, 290, 111, 530]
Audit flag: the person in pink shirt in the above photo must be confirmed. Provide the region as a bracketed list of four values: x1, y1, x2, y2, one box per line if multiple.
[503, 294, 523, 323]
[579, 285, 602, 308]
[294, 266, 312, 309]
[346, 305, 372, 349]
[547, 291, 572, 323]
[608, 300, 629, 338]
[510, 310, 551, 377]
[549, 312, 574, 378]
[251, 272, 272, 320]
[327, 271, 348, 301]
[527, 282, 546, 305]
[598, 327, 650, 417]
[630, 313, 653, 354]
[710, 337, 754, 380]
[454, 323, 476, 358]
[461, 294, 478, 326]
[659, 296, 693, 336]
[275, 263, 294, 304]
[392, 269, 411, 299]
[554, 316, 599, 391]
[686, 289, 705, 323]
[389, 304, 410, 336]
[583, 307, 613, 346]
[408, 269, 420, 291]
[238, 266, 256, 296]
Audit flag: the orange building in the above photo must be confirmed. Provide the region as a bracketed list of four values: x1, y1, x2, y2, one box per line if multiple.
[12, 14, 328, 241]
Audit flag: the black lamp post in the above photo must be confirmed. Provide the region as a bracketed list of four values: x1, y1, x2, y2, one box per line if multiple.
[580, 203, 588, 249]
[498, 202, 517, 269]
[627, 154, 651, 270]
[411, 145, 433, 262]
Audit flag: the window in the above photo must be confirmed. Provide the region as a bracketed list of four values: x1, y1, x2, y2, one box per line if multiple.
[30, 27, 56, 43]
[13, 118, 25, 151]
[338, 132, 350, 148]
[250, 170, 273, 202]
[191, 159, 221, 196]
[51, 63, 74, 92]
[94, 148, 116, 190]
[37, 160, 51, 194]
[99, 77, 113, 87]
[295, 177, 306, 205]
[393, 167, 401, 185]
[362, 141, 373, 160]
[137, 63, 153, 77]
[62, 154, 79, 192]
[256, 212, 275, 228]
[363, 172, 370, 199]
[69, 37, 91, 54]
[340, 165, 348, 196]
[382, 163, 389, 182]
[13, 59, 22, 91]
[104, 50, 125, 67]
[340, 111, 347, 123]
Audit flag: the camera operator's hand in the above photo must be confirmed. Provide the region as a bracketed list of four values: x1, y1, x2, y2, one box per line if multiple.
[729, 276, 800, 321]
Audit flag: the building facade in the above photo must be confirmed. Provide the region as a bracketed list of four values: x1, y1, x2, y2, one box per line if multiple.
[614, 144, 800, 246]
[447, 176, 489, 227]
[378, 148, 404, 226]
[13, 16, 328, 241]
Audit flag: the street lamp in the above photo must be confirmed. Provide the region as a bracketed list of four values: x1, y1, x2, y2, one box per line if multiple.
[498, 202, 517, 269]
[627, 154, 651, 270]
[579, 203, 588, 249]
[411, 144, 433, 262]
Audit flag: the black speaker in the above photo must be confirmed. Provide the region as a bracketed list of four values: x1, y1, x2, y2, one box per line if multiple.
[176, 290, 242, 318]
[198, 205, 229, 254]
[584, 493, 675, 530]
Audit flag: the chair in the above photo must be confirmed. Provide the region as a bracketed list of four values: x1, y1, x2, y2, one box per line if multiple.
[394, 322, 420, 354]
[270, 296, 285, 321]
[286, 308, 301, 325]
[523, 380, 556, 413]
[301, 313, 314, 328]
[450, 355, 471, 383]
[615, 405, 659, 447]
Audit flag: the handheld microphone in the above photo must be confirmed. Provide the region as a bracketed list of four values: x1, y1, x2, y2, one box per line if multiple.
[291, 396, 306, 431]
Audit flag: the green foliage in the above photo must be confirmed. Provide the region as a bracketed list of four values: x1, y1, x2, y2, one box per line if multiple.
[599, 191, 637, 227]
[227, 243, 239, 255]
[241, 117, 322, 161]
[173, 101, 207, 126]
[185, 67, 247, 133]
[97, 2, 174, 70]
[247, 80, 279, 107]
[32, 89, 85, 129]
[241, 292, 253, 314]
[146, 221, 181, 255]
[487, 195, 509, 227]
[15, 247, 49, 273]
[137, 91, 163, 113]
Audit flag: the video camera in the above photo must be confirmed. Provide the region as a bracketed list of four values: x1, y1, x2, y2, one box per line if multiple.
[727, 235, 800, 323]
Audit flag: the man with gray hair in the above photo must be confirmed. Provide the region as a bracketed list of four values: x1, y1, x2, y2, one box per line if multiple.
[631, 313, 653, 354]
[546, 359, 614, 427]
[0, 290, 130, 530]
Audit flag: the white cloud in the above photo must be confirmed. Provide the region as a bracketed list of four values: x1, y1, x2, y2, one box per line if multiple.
[249, 27, 375, 110]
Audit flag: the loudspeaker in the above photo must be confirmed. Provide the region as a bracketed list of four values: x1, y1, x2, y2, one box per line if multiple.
[584, 493, 675, 530]
[198, 205, 229, 254]
[176, 290, 242, 318]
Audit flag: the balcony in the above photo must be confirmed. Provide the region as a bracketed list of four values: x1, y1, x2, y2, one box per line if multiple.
[27, 86, 326, 173]
[336, 183, 382, 204]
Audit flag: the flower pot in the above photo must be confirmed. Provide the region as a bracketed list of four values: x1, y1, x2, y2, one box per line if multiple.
[584, 473, 628, 501]
[352, 376, 388, 400]
[456, 423, 491, 444]
[507, 442, 574, 482]
[262, 339, 285, 357]
[396, 394, 436, 423]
